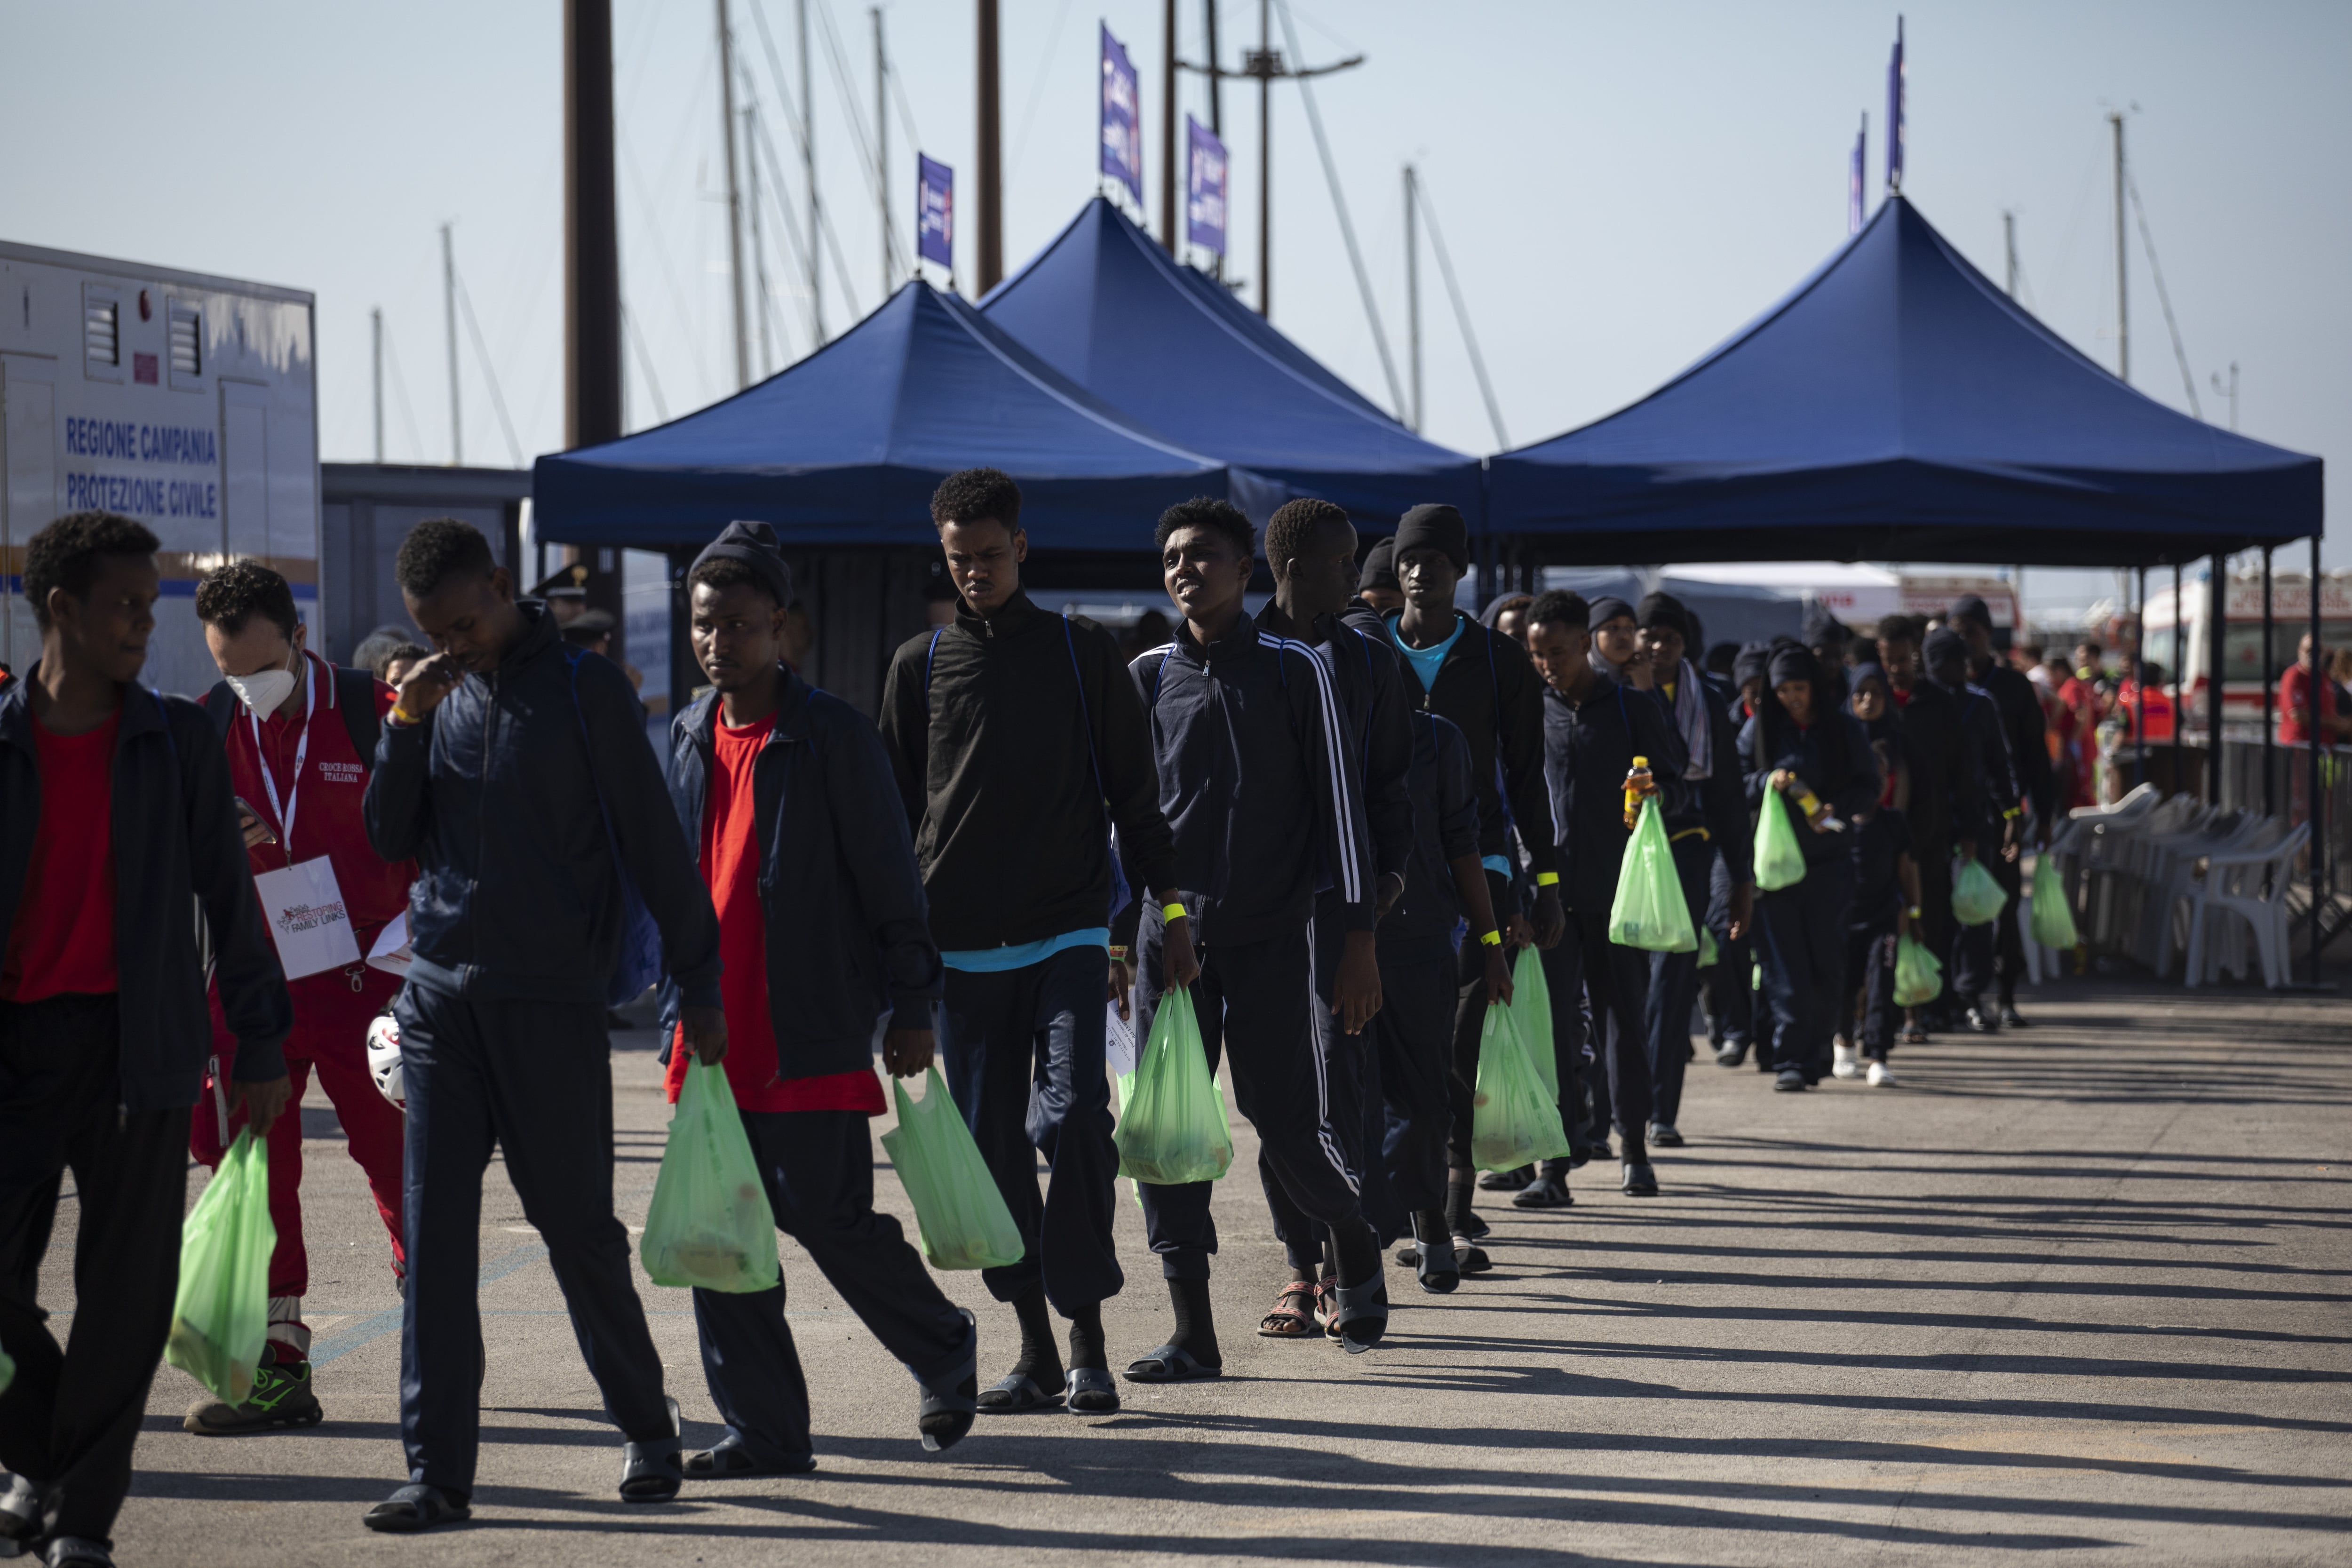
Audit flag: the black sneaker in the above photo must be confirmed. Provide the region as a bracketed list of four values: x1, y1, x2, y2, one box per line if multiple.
[1620, 1162, 1659, 1196]
[1963, 1006, 2001, 1035]
[1713, 1042, 1748, 1068]
[1774, 1068, 1810, 1092]
[1999, 1004, 2030, 1028]
[1649, 1123, 1685, 1147]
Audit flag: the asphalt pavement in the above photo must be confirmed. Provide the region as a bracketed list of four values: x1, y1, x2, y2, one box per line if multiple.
[59, 977, 2352, 1565]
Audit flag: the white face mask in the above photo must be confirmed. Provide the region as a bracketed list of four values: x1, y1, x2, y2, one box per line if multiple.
[226, 648, 300, 716]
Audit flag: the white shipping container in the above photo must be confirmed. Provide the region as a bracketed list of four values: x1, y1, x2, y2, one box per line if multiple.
[0, 240, 318, 697]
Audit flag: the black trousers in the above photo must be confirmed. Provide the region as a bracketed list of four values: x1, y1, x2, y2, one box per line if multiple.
[1365, 942, 1455, 1245]
[1951, 852, 2022, 1007]
[690, 1109, 970, 1465]
[395, 984, 671, 1501]
[1916, 838, 1955, 1013]
[1262, 896, 1371, 1272]
[1445, 869, 1516, 1175]
[1537, 939, 1600, 1158]
[1562, 911, 1655, 1145]
[1699, 852, 1755, 1051]
[935, 947, 1123, 1313]
[1841, 903, 1901, 1060]
[1135, 914, 1359, 1281]
[0, 995, 187, 1546]
[1755, 857, 1859, 1082]
[1643, 834, 1716, 1128]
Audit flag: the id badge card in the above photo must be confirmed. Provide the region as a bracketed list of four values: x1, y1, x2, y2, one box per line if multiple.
[253, 855, 362, 980]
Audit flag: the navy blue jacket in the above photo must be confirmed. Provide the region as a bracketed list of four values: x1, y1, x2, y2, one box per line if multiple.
[1542, 678, 1693, 916]
[1939, 676, 2022, 849]
[660, 671, 941, 1079]
[0, 673, 291, 1111]
[1739, 708, 1884, 869]
[1383, 711, 1481, 951]
[363, 602, 721, 1007]
[1126, 618, 1375, 945]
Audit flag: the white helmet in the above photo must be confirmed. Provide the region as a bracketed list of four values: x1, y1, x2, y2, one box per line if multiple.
[366, 1012, 405, 1109]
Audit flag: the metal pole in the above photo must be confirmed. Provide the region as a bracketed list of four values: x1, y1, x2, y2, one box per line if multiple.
[874, 7, 890, 296]
[1404, 164, 1421, 434]
[1160, 0, 1177, 252]
[1256, 0, 1270, 317]
[2262, 546, 2276, 813]
[1204, 0, 1222, 279]
[2134, 565, 2147, 788]
[745, 106, 774, 377]
[2171, 560, 2184, 792]
[976, 0, 1002, 293]
[2310, 533, 2325, 983]
[564, 0, 622, 453]
[2110, 111, 2129, 383]
[2003, 210, 2018, 297]
[719, 0, 749, 390]
[799, 0, 821, 340]
[2209, 549, 2226, 804]
[442, 222, 461, 465]
[371, 307, 384, 463]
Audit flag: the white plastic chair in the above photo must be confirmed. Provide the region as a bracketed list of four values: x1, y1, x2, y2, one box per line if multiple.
[2183, 821, 2310, 989]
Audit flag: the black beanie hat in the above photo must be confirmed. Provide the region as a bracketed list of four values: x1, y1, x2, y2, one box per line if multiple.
[1803, 602, 1851, 647]
[1637, 591, 1689, 639]
[1948, 594, 1992, 631]
[691, 519, 795, 609]
[1392, 503, 1469, 573]
[1768, 645, 1817, 688]
[1359, 536, 1400, 591]
[1924, 626, 1971, 668]
[1587, 596, 1636, 631]
[1733, 642, 1771, 686]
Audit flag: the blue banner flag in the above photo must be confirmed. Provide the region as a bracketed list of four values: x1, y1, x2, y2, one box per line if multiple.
[917, 155, 954, 271]
[1885, 16, 1905, 193]
[1100, 24, 1142, 204]
[1186, 115, 1227, 255]
[1850, 114, 1866, 234]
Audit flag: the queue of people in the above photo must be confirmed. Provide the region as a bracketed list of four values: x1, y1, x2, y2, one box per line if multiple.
[0, 489, 2048, 1563]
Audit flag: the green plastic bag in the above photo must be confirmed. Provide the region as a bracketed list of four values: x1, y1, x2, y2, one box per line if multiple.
[882, 1067, 1025, 1270]
[1113, 987, 1234, 1185]
[2029, 855, 2079, 948]
[1610, 796, 1698, 952]
[1893, 934, 1944, 1007]
[1952, 856, 2007, 926]
[641, 1058, 781, 1293]
[0, 1336, 14, 1395]
[1511, 945, 1558, 1104]
[1699, 926, 1720, 968]
[1470, 1002, 1569, 1173]
[1754, 792, 1808, 891]
[166, 1130, 276, 1405]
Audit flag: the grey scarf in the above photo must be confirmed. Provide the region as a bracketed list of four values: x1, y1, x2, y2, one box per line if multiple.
[1669, 659, 1712, 780]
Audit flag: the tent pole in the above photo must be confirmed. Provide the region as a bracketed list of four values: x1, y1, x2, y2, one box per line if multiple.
[2310, 533, 2325, 984]
[2134, 565, 2147, 789]
[2262, 546, 2275, 813]
[2208, 547, 2226, 804]
[2171, 560, 2183, 792]
[1255, 0, 1270, 318]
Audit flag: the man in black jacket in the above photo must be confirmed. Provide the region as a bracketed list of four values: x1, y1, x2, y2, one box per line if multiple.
[1635, 592, 1750, 1148]
[1252, 499, 1413, 1319]
[0, 512, 293, 1565]
[1951, 596, 2047, 1027]
[1368, 503, 1562, 1241]
[1928, 627, 2023, 1035]
[1121, 497, 1386, 1365]
[660, 523, 977, 1472]
[880, 469, 1195, 1418]
[361, 519, 725, 1533]
[1876, 616, 1973, 1033]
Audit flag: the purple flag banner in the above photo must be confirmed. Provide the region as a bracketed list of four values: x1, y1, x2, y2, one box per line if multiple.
[1849, 115, 1866, 234]
[1186, 115, 1227, 255]
[917, 154, 954, 271]
[1885, 15, 1905, 192]
[1099, 24, 1142, 204]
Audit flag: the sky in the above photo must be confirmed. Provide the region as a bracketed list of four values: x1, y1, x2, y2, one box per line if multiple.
[4, 0, 2346, 611]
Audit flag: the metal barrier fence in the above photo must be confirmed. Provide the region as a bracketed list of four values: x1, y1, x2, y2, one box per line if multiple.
[2216, 736, 2348, 960]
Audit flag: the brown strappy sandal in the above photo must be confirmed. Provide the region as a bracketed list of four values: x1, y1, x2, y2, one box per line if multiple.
[1257, 1281, 1319, 1337]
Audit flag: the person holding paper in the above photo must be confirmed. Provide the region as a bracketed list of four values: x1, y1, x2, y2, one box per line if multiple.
[183, 561, 415, 1436]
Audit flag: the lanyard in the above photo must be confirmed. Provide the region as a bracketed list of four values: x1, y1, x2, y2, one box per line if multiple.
[249, 655, 315, 862]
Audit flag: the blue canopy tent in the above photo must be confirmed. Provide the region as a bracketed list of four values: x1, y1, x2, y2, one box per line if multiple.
[980, 197, 1481, 527]
[1489, 195, 2321, 568]
[532, 278, 1279, 553]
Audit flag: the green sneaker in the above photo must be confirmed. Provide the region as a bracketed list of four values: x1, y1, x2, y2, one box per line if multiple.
[182, 1361, 325, 1435]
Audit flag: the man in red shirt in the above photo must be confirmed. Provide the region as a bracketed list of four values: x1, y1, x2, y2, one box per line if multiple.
[2279, 634, 2350, 744]
[0, 512, 293, 1566]
[659, 522, 975, 1474]
[183, 561, 416, 1434]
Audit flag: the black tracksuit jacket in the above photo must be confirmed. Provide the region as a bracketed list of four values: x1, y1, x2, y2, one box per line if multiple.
[1121, 618, 1375, 946]
[1738, 709, 1884, 868]
[1973, 660, 2053, 824]
[1255, 605, 1414, 890]
[1937, 677, 2022, 848]
[0, 674, 292, 1111]
[363, 601, 722, 1008]
[660, 670, 942, 1079]
[1887, 679, 1972, 850]
[1384, 711, 1481, 952]
[880, 589, 1177, 953]
[1543, 678, 1693, 917]
[1653, 666, 1754, 879]
[1345, 607, 1557, 878]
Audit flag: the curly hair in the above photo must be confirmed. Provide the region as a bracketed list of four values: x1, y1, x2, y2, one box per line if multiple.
[930, 467, 1022, 532]
[194, 559, 299, 640]
[393, 517, 495, 599]
[1263, 498, 1351, 573]
[24, 510, 160, 630]
[1526, 589, 1589, 634]
[1154, 495, 1255, 558]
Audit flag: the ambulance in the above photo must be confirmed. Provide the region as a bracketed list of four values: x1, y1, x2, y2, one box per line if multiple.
[1, 239, 318, 696]
[2140, 569, 2352, 729]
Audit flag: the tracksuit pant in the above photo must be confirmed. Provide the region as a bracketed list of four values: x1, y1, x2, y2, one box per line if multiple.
[194, 967, 408, 1313]
[1557, 911, 1656, 1147]
[1755, 856, 1859, 1082]
[1263, 894, 1370, 1271]
[394, 983, 672, 1501]
[1135, 911, 1360, 1281]
[1841, 901, 1901, 1061]
[1916, 839, 1955, 1018]
[1960, 851, 2028, 1007]
[1700, 855, 1754, 1053]
[1643, 833, 1716, 1129]
[1537, 939, 1600, 1159]
[0, 995, 186, 1548]
[934, 946, 1123, 1314]
[1364, 942, 1455, 1245]
[688, 1109, 972, 1466]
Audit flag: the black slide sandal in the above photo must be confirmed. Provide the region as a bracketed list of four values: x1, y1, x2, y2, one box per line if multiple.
[917, 1309, 980, 1451]
[683, 1437, 817, 1478]
[1120, 1344, 1222, 1383]
[976, 1372, 1064, 1413]
[362, 1483, 471, 1534]
[1066, 1368, 1121, 1412]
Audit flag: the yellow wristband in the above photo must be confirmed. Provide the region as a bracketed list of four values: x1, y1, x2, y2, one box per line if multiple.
[1534, 872, 1559, 887]
[1479, 929, 1502, 947]
[1161, 902, 1188, 924]
[389, 701, 424, 727]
